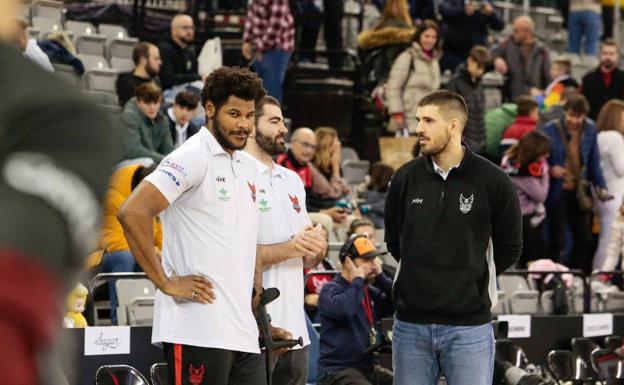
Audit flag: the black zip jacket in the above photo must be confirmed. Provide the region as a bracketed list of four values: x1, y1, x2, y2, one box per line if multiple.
[384, 148, 521, 325]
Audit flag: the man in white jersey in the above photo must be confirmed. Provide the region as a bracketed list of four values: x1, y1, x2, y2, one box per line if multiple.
[119, 67, 325, 385]
[243, 96, 327, 385]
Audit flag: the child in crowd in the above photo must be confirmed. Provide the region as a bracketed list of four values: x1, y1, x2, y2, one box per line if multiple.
[499, 95, 539, 155]
[364, 162, 395, 229]
[501, 130, 551, 267]
[541, 59, 579, 109]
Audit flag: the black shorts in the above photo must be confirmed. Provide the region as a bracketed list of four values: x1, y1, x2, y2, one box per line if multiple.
[163, 343, 267, 385]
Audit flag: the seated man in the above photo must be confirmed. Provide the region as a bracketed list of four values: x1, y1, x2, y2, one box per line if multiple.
[116, 42, 162, 107]
[166, 90, 200, 147]
[158, 14, 201, 90]
[86, 164, 161, 325]
[317, 235, 393, 385]
[121, 82, 175, 163]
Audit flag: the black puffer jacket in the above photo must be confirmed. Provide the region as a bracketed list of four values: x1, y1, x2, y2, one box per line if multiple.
[445, 64, 486, 153]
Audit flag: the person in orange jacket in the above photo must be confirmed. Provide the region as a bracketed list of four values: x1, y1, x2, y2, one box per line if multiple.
[88, 163, 162, 324]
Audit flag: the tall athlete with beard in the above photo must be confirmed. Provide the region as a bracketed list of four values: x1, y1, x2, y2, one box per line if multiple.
[385, 91, 521, 385]
[119, 67, 325, 385]
[243, 96, 327, 385]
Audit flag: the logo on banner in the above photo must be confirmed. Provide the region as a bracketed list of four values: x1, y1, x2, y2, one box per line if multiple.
[289, 193, 301, 213]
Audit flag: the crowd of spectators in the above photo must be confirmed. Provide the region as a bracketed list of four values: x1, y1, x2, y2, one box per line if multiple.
[8, 1, 624, 383]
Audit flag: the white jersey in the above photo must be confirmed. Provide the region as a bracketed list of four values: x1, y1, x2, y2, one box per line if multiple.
[241, 152, 311, 348]
[145, 128, 261, 353]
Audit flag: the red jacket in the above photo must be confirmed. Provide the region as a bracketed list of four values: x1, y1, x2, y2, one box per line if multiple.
[502, 116, 538, 141]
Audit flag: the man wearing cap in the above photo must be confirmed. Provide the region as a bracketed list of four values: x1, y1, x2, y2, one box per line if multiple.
[316, 235, 394, 385]
[243, 95, 327, 385]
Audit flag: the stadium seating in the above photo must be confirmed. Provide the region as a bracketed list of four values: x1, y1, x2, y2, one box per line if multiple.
[115, 278, 156, 326]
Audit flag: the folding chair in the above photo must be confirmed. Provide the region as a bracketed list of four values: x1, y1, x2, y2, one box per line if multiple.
[150, 363, 169, 385]
[95, 365, 149, 385]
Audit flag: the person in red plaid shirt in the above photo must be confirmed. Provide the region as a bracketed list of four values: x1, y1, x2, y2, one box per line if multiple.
[242, 0, 295, 103]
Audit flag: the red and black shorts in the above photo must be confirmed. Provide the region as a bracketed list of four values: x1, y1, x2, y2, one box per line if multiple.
[163, 343, 266, 385]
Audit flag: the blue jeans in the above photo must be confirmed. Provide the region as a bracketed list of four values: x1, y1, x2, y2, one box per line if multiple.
[253, 50, 291, 103]
[568, 10, 602, 55]
[392, 319, 495, 385]
[101, 250, 138, 325]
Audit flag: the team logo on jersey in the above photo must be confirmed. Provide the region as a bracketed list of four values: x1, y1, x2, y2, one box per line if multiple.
[218, 187, 230, 201]
[459, 193, 474, 214]
[189, 364, 205, 385]
[247, 181, 256, 202]
[289, 193, 301, 213]
[259, 198, 271, 212]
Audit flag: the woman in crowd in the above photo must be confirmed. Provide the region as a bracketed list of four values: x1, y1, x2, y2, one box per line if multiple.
[357, 0, 415, 51]
[594, 100, 624, 270]
[386, 19, 441, 135]
[312, 127, 351, 197]
[501, 130, 551, 267]
[603, 199, 624, 272]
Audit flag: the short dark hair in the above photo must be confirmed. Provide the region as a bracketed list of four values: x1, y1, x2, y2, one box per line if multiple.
[369, 162, 395, 193]
[417, 90, 468, 127]
[255, 95, 281, 122]
[174, 91, 200, 109]
[468, 45, 489, 68]
[201, 66, 266, 111]
[601, 38, 618, 52]
[412, 19, 441, 51]
[564, 94, 590, 115]
[516, 95, 538, 116]
[135, 82, 162, 103]
[132, 42, 152, 65]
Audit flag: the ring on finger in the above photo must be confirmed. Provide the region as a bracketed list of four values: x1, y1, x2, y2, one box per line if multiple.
[191, 290, 198, 299]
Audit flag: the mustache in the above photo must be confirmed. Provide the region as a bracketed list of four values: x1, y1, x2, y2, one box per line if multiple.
[230, 129, 250, 136]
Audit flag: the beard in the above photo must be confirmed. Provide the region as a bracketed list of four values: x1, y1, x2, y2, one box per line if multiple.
[255, 127, 286, 156]
[601, 59, 616, 70]
[419, 130, 451, 156]
[211, 115, 249, 151]
[146, 63, 159, 78]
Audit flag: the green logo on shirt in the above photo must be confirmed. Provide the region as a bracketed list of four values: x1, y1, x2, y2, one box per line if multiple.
[219, 187, 230, 201]
[259, 198, 271, 212]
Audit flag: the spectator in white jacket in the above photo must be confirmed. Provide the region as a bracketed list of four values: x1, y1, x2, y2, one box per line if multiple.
[594, 100, 624, 270]
[603, 200, 624, 271]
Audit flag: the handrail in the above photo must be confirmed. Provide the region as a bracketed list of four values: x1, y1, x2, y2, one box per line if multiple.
[89, 272, 148, 294]
[502, 269, 589, 313]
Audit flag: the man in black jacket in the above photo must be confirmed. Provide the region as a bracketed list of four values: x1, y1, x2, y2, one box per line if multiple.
[116, 42, 162, 107]
[166, 90, 200, 147]
[445, 45, 488, 154]
[158, 14, 201, 90]
[439, 0, 504, 72]
[581, 39, 624, 120]
[385, 91, 521, 385]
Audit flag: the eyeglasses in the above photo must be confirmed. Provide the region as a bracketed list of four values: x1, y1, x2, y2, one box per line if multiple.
[294, 140, 317, 150]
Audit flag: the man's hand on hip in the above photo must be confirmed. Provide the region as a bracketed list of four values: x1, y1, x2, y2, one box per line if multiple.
[162, 273, 215, 304]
